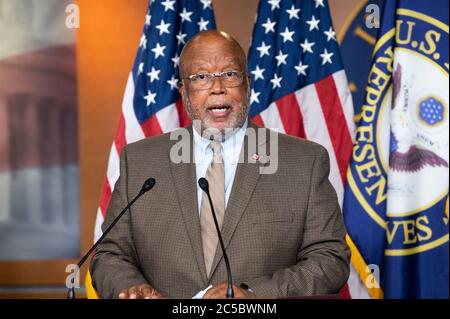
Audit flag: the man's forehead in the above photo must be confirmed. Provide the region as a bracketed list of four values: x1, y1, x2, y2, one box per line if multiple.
[189, 55, 240, 68]
[186, 37, 242, 55]
[188, 30, 235, 46]
[180, 31, 247, 74]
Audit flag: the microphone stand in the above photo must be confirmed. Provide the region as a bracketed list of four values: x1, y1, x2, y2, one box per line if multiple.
[198, 178, 234, 298]
[67, 177, 156, 299]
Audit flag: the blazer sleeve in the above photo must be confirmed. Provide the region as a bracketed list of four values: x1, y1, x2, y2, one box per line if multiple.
[89, 147, 148, 299]
[243, 144, 351, 297]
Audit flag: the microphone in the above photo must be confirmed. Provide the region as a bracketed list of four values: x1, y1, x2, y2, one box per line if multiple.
[67, 177, 156, 299]
[198, 177, 234, 298]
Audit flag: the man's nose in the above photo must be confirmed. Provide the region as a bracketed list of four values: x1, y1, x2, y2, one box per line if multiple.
[210, 75, 226, 95]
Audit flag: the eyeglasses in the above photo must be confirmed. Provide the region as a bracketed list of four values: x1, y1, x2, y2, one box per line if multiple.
[181, 70, 247, 91]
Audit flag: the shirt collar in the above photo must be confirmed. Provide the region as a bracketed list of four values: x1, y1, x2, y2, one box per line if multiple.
[193, 118, 249, 163]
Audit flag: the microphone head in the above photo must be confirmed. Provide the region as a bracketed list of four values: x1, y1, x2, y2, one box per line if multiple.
[198, 178, 209, 192]
[142, 177, 156, 193]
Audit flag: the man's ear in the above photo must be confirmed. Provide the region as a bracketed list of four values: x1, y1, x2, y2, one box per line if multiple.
[244, 73, 251, 92]
[178, 81, 185, 98]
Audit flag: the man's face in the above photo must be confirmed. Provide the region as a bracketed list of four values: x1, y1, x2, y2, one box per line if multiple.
[179, 38, 250, 135]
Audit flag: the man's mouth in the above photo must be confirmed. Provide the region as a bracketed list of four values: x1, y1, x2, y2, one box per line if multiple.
[206, 104, 232, 117]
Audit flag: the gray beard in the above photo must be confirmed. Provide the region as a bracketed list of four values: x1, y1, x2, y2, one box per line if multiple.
[182, 93, 250, 141]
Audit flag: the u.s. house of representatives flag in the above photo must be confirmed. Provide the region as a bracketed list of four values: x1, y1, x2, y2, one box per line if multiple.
[86, 0, 216, 298]
[343, 0, 449, 298]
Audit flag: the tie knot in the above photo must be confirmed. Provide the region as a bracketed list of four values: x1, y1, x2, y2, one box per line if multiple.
[209, 141, 222, 154]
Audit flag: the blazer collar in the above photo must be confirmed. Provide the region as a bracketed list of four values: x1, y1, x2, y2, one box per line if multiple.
[168, 125, 209, 285]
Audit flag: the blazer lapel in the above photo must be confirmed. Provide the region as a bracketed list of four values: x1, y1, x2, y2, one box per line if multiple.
[208, 122, 270, 280]
[168, 125, 209, 285]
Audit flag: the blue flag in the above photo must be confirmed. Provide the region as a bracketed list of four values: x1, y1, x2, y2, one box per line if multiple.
[339, 0, 384, 120]
[343, 0, 449, 298]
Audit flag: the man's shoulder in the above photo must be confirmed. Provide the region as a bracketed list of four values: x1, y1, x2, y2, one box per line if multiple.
[252, 124, 327, 158]
[278, 131, 326, 155]
[122, 127, 190, 156]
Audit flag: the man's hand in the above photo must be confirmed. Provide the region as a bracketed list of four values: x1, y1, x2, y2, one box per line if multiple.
[118, 284, 163, 299]
[203, 283, 256, 299]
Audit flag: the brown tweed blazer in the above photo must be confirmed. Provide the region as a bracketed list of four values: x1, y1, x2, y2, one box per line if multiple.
[90, 121, 350, 298]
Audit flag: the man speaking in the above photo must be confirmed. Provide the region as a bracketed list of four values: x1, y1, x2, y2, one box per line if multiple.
[90, 30, 350, 299]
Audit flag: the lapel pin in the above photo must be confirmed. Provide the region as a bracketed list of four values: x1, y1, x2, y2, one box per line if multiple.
[252, 153, 260, 161]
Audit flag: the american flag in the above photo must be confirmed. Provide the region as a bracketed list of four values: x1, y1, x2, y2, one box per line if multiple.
[247, 0, 365, 298]
[248, 0, 354, 207]
[86, 0, 216, 297]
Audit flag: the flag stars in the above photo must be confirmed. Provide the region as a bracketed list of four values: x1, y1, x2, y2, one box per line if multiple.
[176, 31, 187, 45]
[275, 50, 288, 66]
[172, 54, 180, 68]
[139, 34, 147, 49]
[268, 0, 281, 11]
[300, 38, 315, 53]
[147, 67, 160, 82]
[167, 76, 179, 90]
[286, 4, 300, 19]
[156, 19, 171, 35]
[250, 89, 261, 104]
[315, 0, 325, 8]
[256, 41, 271, 58]
[161, 0, 176, 11]
[179, 8, 193, 22]
[198, 17, 209, 31]
[200, 0, 212, 10]
[152, 42, 166, 59]
[144, 90, 157, 106]
[294, 61, 308, 76]
[137, 62, 144, 75]
[270, 74, 283, 89]
[262, 18, 276, 34]
[144, 14, 151, 26]
[251, 65, 265, 80]
[280, 27, 295, 43]
[324, 27, 336, 41]
[320, 48, 334, 65]
[306, 15, 320, 31]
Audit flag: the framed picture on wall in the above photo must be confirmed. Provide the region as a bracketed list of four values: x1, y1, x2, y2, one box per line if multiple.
[0, 0, 81, 294]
